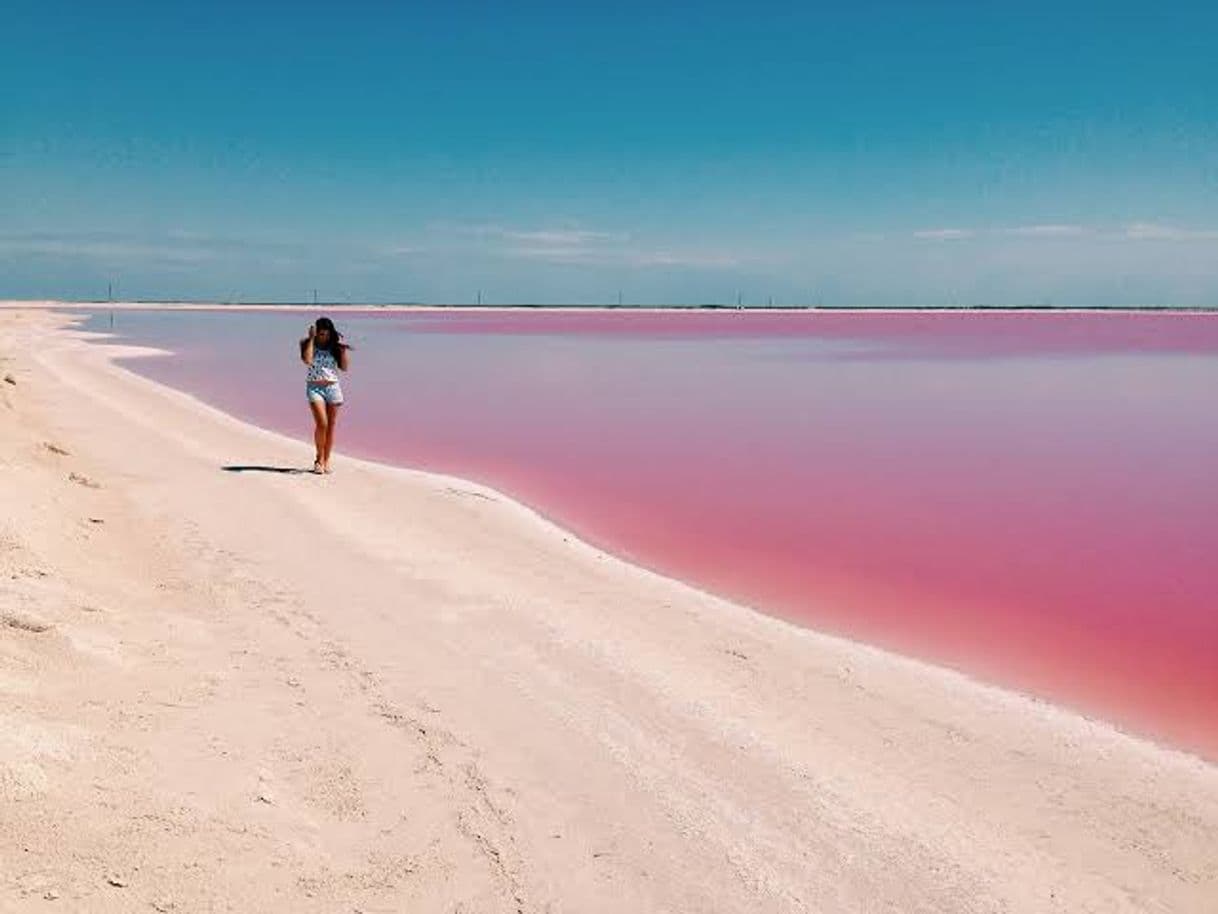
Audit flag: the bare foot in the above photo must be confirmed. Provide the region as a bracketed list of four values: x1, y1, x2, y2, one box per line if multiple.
[322, 462, 333, 475]
[312, 460, 323, 475]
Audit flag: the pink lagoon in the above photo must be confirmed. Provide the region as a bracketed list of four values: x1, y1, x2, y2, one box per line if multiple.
[81, 307, 1218, 759]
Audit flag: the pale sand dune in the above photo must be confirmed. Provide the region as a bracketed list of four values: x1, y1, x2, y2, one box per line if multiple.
[0, 306, 1215, 913]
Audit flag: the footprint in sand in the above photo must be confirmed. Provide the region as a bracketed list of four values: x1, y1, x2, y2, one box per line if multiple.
[1, 611, 53, 633]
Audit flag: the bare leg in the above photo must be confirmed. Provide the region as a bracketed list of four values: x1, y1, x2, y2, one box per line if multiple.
[309, 399, 327, 472]
[322, 403, 341, 472]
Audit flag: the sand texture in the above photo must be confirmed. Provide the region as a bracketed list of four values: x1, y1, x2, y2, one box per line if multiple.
[1, 307, 1215, 913]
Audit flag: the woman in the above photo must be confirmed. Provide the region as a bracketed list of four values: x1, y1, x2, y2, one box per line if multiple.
[299, 316, 350, 474]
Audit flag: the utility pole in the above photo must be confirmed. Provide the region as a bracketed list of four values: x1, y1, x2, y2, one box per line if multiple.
[312, 288, 318, 306]
[477, 289, 483, 306]
[617, 290, 623, 307]
[107, 281, 112, 302]
[736, 292, 743, 309]
[768, 295, 773, 307]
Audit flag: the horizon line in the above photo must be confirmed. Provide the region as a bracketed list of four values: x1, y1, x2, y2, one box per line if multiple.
[7, 299, 1218, 315]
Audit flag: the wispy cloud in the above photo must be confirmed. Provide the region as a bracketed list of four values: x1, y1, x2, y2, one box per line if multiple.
[0, 230, 438, 271]
[1122, 222, 1218, 241]
[505, 246, 599, 263]
[909, 222, 1218, 242]
[628, 250, 742, 268]
[912, 228, 974, 240]
[449, 221, 741, 269]
[506, 245, 741, 269]
[0, 231, 220, 264]
[1005, 224, 1089, 238]
[458, 224, 629, 245]
[503, 228, 627, 245]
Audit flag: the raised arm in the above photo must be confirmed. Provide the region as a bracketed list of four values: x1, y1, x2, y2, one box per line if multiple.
[300, 326, 315, 365]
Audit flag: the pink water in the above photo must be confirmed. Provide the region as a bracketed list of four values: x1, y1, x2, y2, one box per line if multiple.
[81, 308, 1218, 758]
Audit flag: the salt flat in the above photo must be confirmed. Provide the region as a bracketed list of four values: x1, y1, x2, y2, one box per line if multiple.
[0, 306, 1215, 913]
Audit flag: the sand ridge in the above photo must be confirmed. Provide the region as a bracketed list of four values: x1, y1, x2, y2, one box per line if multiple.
[0, 307, 1215, 912]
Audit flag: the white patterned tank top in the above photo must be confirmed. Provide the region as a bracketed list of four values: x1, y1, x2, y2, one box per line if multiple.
[307, 347, 340, 383]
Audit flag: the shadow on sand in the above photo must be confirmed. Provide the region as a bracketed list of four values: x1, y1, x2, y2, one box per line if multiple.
[222, 465, 310, 475]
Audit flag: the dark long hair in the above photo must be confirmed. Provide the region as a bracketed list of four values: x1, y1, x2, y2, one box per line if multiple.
[314, 316, 345, 358]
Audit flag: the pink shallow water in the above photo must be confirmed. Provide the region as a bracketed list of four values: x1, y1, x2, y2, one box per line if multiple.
[82, 308, 1218, 758]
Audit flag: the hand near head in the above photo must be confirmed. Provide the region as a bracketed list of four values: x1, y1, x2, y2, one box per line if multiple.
[307, 324, 316, 339]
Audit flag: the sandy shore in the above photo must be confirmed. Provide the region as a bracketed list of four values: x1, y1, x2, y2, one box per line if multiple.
[1, 307, 1215, 913]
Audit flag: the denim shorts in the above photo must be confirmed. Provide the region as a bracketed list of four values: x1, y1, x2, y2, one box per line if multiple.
[306, 382, 344, 406]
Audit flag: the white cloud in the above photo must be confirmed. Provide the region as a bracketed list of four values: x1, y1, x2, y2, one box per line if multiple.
[502, 228, 626, 245]
[0, 230, 360, 272]
[452, 221, 739, 269]
[0, 233, 218, 263]
[505, 245, 741, 269]
[506, 246, 597, 263]
[912, 228, 974, 240]
[1005, 224, 1089, 238]
[907, 222, 1218, 242]
[1122, 222, 1218, 241]
[458, 224, 628, 246]
[628, 250, 741, 268]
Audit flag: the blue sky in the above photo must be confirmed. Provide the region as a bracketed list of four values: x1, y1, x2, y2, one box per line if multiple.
[3, 1, 1217, 305]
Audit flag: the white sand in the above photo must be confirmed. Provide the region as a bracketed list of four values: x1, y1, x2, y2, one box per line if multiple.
[1, 306, 1215, 913]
